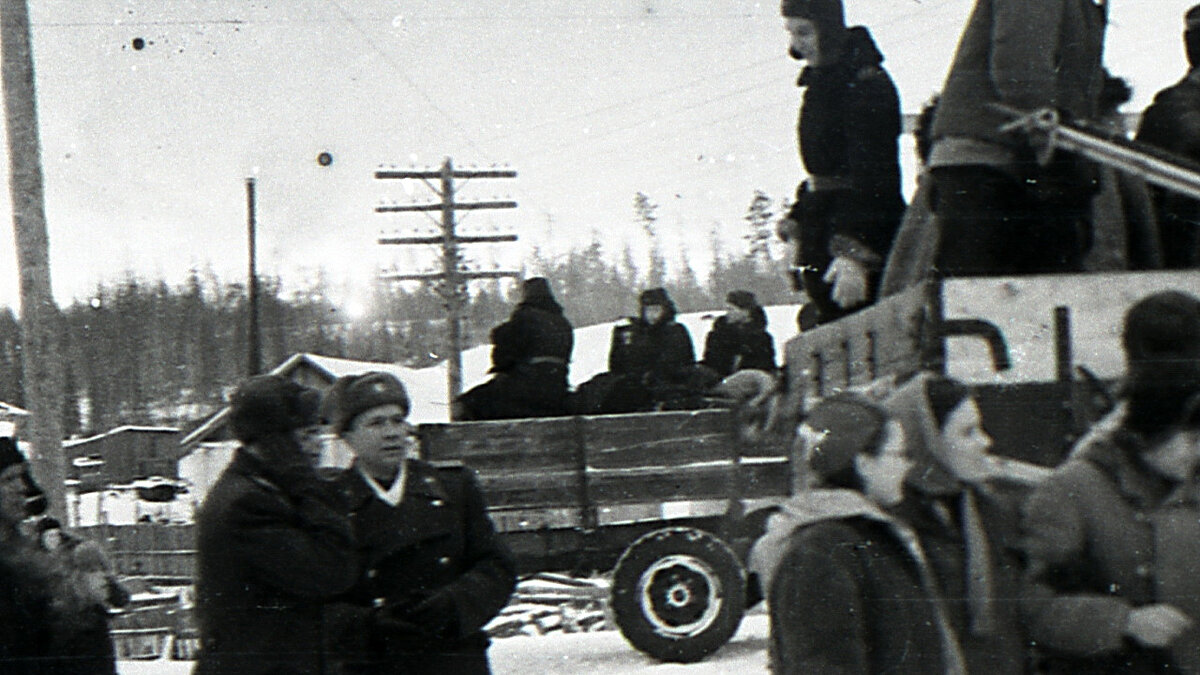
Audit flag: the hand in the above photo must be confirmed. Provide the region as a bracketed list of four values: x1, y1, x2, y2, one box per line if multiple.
[822, 256, 869, 309]
[1126, 604, 1194, 648]
[406, 590, 459, 640]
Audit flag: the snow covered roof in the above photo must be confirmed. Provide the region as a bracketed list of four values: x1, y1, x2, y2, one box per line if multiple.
[0, 401, 29, 417]
[65, 425, 180, 449]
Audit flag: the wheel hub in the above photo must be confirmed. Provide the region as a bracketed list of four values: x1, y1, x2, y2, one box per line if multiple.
[638, 554, 723, 639]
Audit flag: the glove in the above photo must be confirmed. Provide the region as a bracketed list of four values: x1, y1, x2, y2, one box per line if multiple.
[822, 256, 869, 309]
[405, 590, 460, 641]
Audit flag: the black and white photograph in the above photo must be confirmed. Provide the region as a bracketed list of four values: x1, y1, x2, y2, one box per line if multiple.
[1, 0, 1199, 672]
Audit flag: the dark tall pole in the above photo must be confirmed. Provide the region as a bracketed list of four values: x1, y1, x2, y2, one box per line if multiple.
[3, 0, 66, 522]
[246, 177, 261, 376]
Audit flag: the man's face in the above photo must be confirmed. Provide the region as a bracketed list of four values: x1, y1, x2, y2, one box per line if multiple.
[295, 424, 327, 466]
[0, 464, 27, 525]
[341, 403, 417, 481]
[785, 17, 821, 63]
[642, 304, 666, 324]
[726, 304, 751, 324]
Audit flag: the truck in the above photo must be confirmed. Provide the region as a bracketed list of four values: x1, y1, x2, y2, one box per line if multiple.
[416, 265, 1200, 664]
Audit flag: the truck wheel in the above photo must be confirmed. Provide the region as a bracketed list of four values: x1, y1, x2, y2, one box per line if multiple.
[611, 527, 746, 663]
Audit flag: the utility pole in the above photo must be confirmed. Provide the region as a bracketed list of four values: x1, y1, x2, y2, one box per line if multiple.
[2, 0, 66, 521]
[246, 177, 261, 376]
[376, 158, 519, 416]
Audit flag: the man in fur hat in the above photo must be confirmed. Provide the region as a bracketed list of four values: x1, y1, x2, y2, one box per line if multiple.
[454, 277, 574, 420]
[775, 0, 905, 327]
[322, 372, 515, 674]
[195, 374, 358, 675]
[1136, 4, 1200, 269]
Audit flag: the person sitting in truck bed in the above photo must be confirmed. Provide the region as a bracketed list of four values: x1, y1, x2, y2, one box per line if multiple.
[454, 277, 574, 421]
[609, 288, 703, 407]
[699, 290, 777, 380]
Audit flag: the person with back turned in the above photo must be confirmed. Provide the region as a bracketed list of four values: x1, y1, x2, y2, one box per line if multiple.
[195, 374, 358, 675]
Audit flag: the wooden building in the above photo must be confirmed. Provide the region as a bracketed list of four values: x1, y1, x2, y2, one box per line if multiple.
[65, 426, 182, 487]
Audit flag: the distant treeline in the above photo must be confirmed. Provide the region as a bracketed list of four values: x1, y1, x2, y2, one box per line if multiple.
[0, 190, 792, 436]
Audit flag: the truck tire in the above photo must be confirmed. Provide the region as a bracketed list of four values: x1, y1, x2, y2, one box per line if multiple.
[611, 527, 746, 663]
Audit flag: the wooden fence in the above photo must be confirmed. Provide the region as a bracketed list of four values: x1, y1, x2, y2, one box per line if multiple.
[77, 523, 196, 581]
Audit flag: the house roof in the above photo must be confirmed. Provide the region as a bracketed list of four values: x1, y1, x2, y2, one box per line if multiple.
[65, 425, 180, 449]
[180, 353, 416, 449]
[0, 401, 30, 417]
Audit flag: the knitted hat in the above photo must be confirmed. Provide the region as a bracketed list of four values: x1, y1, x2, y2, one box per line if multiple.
[780, 0, 845, 32]
[228, 375, 322, 443]
[726, 290, 758, 311]
[801, 394, 887, 481]
[1121, 291, 1200, 436]
[326, 372, 410, 434]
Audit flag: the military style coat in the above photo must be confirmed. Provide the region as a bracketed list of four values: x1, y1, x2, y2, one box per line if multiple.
[329, 460, 516, 675]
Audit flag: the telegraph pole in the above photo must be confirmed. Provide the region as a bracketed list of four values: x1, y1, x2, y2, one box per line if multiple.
[246, 177, 261, 376]
[375, 158, 519, 416]
[3, 0, 66, 520]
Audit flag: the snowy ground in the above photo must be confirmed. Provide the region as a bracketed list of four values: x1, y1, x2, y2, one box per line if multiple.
[116, 612, 771, 675]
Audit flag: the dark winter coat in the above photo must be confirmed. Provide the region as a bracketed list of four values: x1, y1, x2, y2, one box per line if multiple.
[608, 316, 696, 394]
[0, 533, 60, 675]
[328, 460, 516, 675]
[748, 490, 965, 674]
[457, 295, 574, 420]
[195, 448, 359, 675]
[930, 0, 1107, 156]
[1135, 68, 1200, 268]
[700, 312, 776, 379]
[785, 26, 905, 278]
[1021, 404, 1200, 673]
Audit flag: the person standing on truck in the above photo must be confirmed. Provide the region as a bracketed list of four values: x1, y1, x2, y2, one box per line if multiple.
[749, 393, 967, 674]
[1135, 4, 1200, 269]
[195, 375, 359, 675]
[927, 0, 1107, 277]
[774, 0, 905, 327]
[884, 373, 1029, 673]
[454, 277, 574, 421]
[322, 372, 516, 674]
[700, 290, 776, 379]
[1020, 290, 1200, 672]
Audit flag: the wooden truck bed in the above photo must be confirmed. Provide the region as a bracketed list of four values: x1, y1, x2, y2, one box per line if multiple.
[419, 409, 791, 573]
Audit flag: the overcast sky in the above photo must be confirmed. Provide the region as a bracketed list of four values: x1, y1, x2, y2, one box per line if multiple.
[0, 0, 1191, 310]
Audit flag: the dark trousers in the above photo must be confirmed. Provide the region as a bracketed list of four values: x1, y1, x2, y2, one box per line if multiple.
[931, 165, 1092, 277]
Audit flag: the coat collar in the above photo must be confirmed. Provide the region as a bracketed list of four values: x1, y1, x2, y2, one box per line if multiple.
[342, 459, 448, 509]
[1074, 413, 1174, 511]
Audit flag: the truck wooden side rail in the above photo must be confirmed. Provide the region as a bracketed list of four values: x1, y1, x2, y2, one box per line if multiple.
[418, 408, 792, 663]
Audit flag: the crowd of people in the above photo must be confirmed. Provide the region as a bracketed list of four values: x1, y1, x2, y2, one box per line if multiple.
[5, 0, 1200, 672]
[752, 289, 1200, 673]
[457, 279, 781, 419]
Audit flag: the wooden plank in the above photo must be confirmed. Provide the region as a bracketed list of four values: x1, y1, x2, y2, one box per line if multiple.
[588, 464, 734, 504]
[474, 471, 582, 510]
[420, 417, 578, 473]
[784, 281, 931, 398]
[582, 410, 736, 471]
